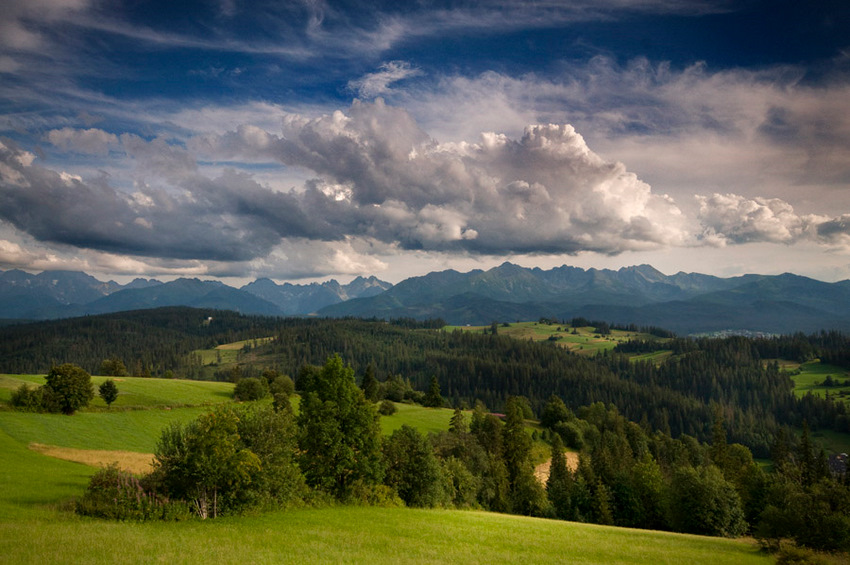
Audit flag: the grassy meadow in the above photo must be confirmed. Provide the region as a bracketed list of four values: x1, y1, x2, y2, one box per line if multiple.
[0, 365, 773, 564]
[446, 321, 671, 358]
[785, 360, 850, 401]
[0, 417, 771, 565]
[192, 336, 275, 366]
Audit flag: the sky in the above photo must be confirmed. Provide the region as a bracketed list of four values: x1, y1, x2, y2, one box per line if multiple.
[0, 0, 849, 286]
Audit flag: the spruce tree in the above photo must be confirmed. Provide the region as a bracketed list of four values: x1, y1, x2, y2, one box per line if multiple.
[449, 407, 468, 434]
[547, 434, 573, 519]
[360, 364, 379, 402]
[424, 375, 443, 408]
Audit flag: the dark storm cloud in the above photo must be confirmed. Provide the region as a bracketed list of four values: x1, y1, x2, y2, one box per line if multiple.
[0, 139, 327, 261]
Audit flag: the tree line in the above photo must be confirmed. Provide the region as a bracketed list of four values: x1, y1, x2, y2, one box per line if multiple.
[74, 353, 850, 555]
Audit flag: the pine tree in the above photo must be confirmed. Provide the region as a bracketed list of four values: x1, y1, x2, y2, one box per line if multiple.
[360, 364, 379, 402]
[424, 375, 443, 408]
[449, 407, 468, 434]
[547, 434, 573, 519]
[710, 408, 728, 471]
[799, 420, 815, 486]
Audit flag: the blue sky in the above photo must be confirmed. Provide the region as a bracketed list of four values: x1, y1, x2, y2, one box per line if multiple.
[1, 0, 849, 284]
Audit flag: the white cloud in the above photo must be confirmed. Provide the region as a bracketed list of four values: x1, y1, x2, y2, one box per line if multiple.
[348, 61, 424, 98]
[697, 193, 804, 245]
[696, 193, 850, 252]
[46, 127, 119, 155]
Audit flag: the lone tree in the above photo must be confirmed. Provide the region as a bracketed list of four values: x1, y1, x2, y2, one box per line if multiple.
[99, 379, 119, 407]
[44, 363, 94, 415]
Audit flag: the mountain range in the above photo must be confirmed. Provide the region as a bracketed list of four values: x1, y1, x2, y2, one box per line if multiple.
[0, 269, 391, 320]
[315, 263, 850, 335]
[2, 264, 849, 335]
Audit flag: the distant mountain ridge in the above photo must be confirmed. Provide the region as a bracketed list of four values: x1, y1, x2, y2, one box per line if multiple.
[2, 264, 849, 334]
[317, 262, 850, 334]
[0, 269, 392, 320]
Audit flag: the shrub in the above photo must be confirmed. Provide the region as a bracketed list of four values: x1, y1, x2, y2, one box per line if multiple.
[76, 464, 191, 521]
[10, 384, 44, 412]
[269, 374, 295, 398]
[233, 377, 268, 401]
[378, 399, 396, 415]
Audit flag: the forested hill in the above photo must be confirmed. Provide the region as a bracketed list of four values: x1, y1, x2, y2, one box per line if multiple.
[2, 307, 849, 457]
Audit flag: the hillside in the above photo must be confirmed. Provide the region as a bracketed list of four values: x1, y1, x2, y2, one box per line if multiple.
[0, 376, 770, 565]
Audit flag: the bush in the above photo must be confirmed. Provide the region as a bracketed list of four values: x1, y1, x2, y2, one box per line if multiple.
[269, 374, 295, 398]
[76, 464, 191, 521]
[378, 400, 397, 415]
[233, 377, 268, 401]
[10, 384, 44, 412]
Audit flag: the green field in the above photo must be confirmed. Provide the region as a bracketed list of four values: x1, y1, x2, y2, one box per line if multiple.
[787, 360, 850, 401]
[0, 372, 774, 564]
[0, 424, 771, 565]
[193, 336, 275, 366]
[446, 322, 670, 358]
[380, 402, 456, 436]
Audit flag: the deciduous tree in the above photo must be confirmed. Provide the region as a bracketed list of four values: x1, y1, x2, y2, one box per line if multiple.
[44, 363, 94, 415]
[298, 355, 384, 499]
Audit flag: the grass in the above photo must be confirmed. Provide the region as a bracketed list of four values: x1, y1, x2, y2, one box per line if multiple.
[380, 402, 455, 436]
[787, 360, 850, 401]
[28, 443, 154, 474]
[193, 336, 275, 366]
[0, 406, 216, 452]
[0, 505, 773, 565]
[0, 373, 234, 408]
[446, 322, 669, 358]
[809, 428, 850, 456]
[0, 373, 773, 565]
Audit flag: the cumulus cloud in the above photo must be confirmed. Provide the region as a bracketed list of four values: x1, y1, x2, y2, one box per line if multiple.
[0, 103, 692, 271]
[696, 193, 850, 251]
[4, 100, 849, 281]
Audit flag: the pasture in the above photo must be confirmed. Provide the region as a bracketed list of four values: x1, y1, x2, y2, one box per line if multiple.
[0, 422, 771, 565]
[192, 336, 275, 366]
[0, 371, 773, 564]
[787, 360, 850, 401]
[446, 321, 671, 357]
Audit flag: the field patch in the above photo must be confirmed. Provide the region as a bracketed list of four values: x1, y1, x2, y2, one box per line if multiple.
[533, 451, 580, 484]
[193, 336, 275, 365]
[446, 321, 669, 357]
[787, 360, 850, 402]
[380, 402, 455, 436]
[28, 443, 154, 474]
